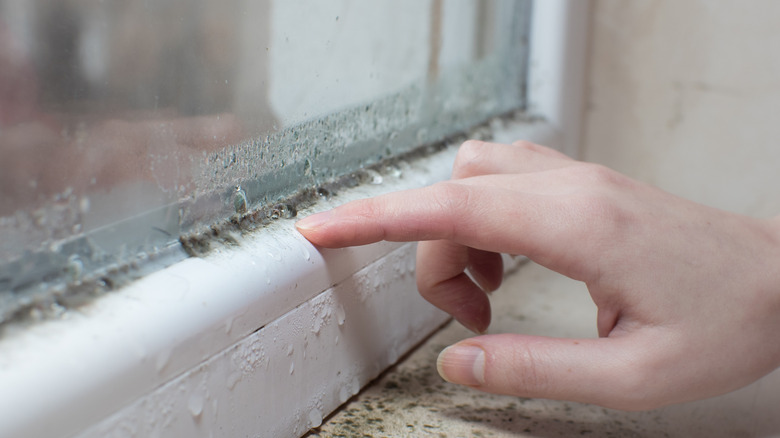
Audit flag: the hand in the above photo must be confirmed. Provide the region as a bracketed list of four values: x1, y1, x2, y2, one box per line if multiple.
[295, 140, 780, 410]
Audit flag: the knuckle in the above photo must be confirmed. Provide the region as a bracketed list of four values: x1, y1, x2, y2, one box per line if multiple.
[353, 196, 381, 219]
[452, 140, 489, 178]
[430, 181, 472, 214]
[459, 139, 488, 155]
[563, 165, 637, 229]
[511, 139, 537, 150]
[576, 193, 625, 224]
[573, 163, 630, 188]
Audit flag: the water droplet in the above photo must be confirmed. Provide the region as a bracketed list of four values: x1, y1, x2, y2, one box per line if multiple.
[66, 255, 84, 282]
[289, 361, 295, 375]
[389, 348, 399, 364]
[385, 164, 403, 178]
[227, 371, 241, 390]
[339, 386, 350, 403]
[224, 317, 234, 334]
[312, 318, 322, 335]
[266, 246, 282, 261]
[287, 344, 294, 356]
[79, 197, 91, 213]
[365, 169, 383, 185]
[351, 377, 360, 395]
[308, 408, 323, 428]
[270, 203, 297, 220]
[233, 186, 248, 214]
[316, 187, 331, 200]
[301, 246, 311, 261]
[155, 349, 171, 372]
[336, 305, 346, 326]
[188, 394, 204, 418]
[334, 335, 339, 345]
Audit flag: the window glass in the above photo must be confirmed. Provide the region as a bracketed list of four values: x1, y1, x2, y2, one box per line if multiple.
[0, 0, 531, 324]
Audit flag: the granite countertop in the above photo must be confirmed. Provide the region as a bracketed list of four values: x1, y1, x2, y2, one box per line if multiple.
[310, 263, 780, 438]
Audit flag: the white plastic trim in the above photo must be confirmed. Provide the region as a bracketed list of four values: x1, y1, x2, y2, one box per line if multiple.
[80, 242, 445, 438]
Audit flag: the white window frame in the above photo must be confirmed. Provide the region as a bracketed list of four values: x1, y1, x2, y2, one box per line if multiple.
[0, 2, 589, 437]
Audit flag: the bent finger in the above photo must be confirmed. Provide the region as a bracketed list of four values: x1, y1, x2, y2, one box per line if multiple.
[417, 241, 492, 333]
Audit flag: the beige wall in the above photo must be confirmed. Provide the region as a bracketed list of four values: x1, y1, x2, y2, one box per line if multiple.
[582, 0, 780, 217]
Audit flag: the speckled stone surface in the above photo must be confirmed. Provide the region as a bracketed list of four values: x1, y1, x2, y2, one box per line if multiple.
[309, 263, 780, 438]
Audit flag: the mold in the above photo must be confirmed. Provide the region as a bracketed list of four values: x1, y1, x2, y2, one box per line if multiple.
[0, 110, 538, 334]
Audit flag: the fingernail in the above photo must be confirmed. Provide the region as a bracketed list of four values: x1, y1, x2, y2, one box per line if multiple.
[458, 317, 487, 335]
[437, 345, 485, 386]
[295, 210, 332, 231]
[468, 269, 498, 293]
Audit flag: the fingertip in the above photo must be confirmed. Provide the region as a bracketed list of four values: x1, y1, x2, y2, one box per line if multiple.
[453, 290, 491, 335]
[457, 312, 490, 335]
[295, 210, 332, 233]
[467, 255, 503, 293]
[437, 343, 486, 387]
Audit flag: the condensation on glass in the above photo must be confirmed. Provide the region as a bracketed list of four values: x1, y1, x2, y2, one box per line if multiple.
[0, 0, 531, 323]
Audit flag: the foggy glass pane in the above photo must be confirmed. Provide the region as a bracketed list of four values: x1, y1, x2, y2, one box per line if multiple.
[0, 0, 531, 324]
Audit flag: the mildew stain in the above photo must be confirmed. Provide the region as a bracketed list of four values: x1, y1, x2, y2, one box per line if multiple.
[0, 111, 535, 334]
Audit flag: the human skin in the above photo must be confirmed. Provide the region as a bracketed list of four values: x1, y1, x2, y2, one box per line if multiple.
[296, 140, 780, 411]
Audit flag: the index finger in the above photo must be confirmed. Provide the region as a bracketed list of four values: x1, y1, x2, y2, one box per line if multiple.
[295, 179, 573, 261]
[295, 182, 487, 248]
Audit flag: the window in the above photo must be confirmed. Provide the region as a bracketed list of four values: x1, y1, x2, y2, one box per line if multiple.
[0, 0, 531, 325]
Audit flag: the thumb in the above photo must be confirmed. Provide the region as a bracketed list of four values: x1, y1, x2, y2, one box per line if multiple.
[436, 333, 656, 411]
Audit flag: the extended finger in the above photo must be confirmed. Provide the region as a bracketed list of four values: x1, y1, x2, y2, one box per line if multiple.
[452, 140, 573, 179]
[296, 182, 509, 249]
[296, 180, 564, 256]
[295, 174, 605, 281]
